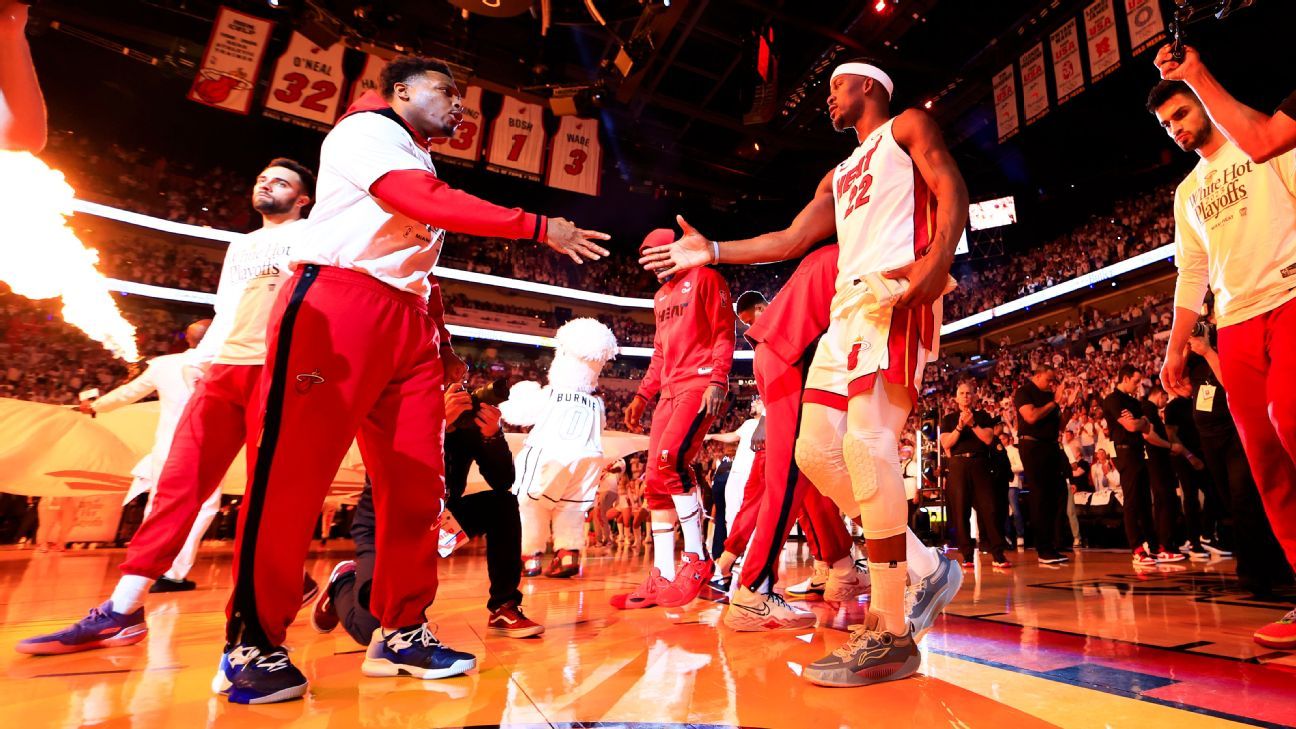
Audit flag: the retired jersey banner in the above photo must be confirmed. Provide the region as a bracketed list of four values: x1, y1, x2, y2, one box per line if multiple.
[1050, 18, 1085, 104]
[346, 53, 385, 108]
[993, 65, 1020, 143]
[262, 32, 347, 131]
[546, 116, 602, 196]
[430, 86, 485, 166]
[486, 96, 546, 180]
[1021, 43, 1049, 125]
[1085, 0, 1121, 83]
[1125, 0, 1167, 56]
[187, 6, 273, 115]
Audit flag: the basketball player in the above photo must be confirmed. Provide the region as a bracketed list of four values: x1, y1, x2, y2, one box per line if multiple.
[1149, 79, 1296, 649]
[217, 56, 608, 704]
[641, 60, 968, 686]
[0, 0, 46, 152]
[16, 160, 312, 656]
[613, 230, 735, 610]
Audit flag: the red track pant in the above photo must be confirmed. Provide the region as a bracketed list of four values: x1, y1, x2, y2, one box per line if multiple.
[226, 266, 445, 650]
[644, 386, 714, 511]
[736, 346, 853, 591]
[120, 363, 261, 578]
[1217, 295, 1296, 569]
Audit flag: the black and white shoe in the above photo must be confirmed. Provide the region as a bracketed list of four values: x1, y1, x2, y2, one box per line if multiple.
[149, 577, 196, 593]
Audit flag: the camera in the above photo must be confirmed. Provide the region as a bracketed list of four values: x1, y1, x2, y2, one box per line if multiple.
[1191, 318, 1211, 339]
[453, 377, 511, 430]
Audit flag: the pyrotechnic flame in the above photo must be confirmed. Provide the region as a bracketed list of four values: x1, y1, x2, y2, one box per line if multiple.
[0, 151, 139, 362]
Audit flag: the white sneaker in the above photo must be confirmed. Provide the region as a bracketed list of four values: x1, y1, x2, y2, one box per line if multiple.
[785, 561, 830, 601]
[823, 561, 870, 603]
[723, 587, 816, 632]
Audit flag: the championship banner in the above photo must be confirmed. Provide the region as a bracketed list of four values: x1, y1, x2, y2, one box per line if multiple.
[262, 32, 347, 132]
[430, 86, 485, 166]
[1084, 0, 1121, 83]
[1050, 18, 1085, 104]
[546, 116, 602, 196]
[1125, 0, 1167, 56]
[186, 6, 273, 115]
[346, 53, 385, 108]
[993, 65, 1020, 143]
[1021, 43, 1049, 125]
[486, 96, 546, 181]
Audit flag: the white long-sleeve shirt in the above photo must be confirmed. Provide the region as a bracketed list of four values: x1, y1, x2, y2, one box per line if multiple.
[93, 351, 195, 484]
[1173, 141, 1296, 326]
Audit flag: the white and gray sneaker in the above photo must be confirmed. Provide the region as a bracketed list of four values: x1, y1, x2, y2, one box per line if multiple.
[823, 560, 870, 603]
[785, 561, 830, 601]
[804, 617, 921, 688]
[723, 586, 817, 632]
[906, 549, 964, 642]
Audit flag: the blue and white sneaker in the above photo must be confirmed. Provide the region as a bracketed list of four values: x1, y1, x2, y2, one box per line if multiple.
[211, 644, 261, 694]
[226, 646, 308, 704]
[907, 548, 964, 642]
[15, 600, 147, 655]
[361, 624, 476, 679]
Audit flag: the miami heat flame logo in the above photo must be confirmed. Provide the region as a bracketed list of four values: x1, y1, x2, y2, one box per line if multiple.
[191, 69, 252, 105]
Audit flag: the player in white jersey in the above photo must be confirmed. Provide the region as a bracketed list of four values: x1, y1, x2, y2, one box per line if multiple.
[640, 60, 968, 688]
[502, 318, 619, 578]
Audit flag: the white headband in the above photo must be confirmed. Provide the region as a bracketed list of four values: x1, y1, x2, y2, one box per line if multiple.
[831, 62, 895, 99]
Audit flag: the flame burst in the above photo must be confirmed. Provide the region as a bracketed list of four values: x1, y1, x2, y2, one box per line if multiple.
[0, 151, 139, 362]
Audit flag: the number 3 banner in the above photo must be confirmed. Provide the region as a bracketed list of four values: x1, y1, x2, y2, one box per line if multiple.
[486, 95, 546, 181]
[429, 86, 485, 166]
[546, 116, 602, 196]
[262, 32, 346, 131]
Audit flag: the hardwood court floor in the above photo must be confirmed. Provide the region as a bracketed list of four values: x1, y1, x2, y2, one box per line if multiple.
[0, 542, 1293, 729]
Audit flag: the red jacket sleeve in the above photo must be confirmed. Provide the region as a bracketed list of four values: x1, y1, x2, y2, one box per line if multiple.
[427, 278, 453, 349]
[636, 308, 665, 404]
[704, 269, 736, 389]
[370, 169, 548, 241]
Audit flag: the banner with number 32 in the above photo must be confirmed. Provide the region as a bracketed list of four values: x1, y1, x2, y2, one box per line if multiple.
[263, 32, 346, 131]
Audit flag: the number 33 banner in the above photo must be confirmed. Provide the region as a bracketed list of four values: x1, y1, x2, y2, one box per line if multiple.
[262, 32, 346, 131]
[429, 86, 485, 165]
[547, 116, 602, 197]
[486, 95, 546, 181]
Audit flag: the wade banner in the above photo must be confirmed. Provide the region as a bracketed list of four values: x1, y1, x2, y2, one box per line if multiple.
[1021, 43, 1050, 125]
[1050, 18, 1085, 104]
[1085, 0, 1121, 83]
[1125, 0, 1168, 56]
[993, 64, 1020, 142]
[187, 6, 273, 115]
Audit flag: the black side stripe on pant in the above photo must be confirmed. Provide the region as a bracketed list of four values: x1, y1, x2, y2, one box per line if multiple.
[674, 407, 710, 494]
[226, 265, 319, 651]
[749, 357, 812, 591]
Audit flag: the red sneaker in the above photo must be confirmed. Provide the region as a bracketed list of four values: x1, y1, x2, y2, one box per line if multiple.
[310, 560, 356, 634]
[487, 602, 545, 638]
[1254, 608, 1296, 650]
[610, 568, 672, 609]
[658, 553, 715, 607]
[546, 549, 581, 578]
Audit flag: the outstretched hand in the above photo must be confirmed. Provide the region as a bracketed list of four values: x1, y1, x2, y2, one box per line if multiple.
[639, 215, 714, 280]
[544, 217, 610, 264]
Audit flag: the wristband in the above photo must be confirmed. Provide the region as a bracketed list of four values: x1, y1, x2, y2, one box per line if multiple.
[710, 240, 720, 264]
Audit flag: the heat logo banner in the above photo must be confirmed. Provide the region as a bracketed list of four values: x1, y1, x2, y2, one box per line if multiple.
[187, 6, 274, 115]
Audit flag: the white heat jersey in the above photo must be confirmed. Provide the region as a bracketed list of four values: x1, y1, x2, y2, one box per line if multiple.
[521, 388, 605, 456]
[831, 117, 936, 293]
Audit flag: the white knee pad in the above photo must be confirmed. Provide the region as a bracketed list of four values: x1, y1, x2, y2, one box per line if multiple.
[844, 428, 906, 541]
[796, 437, 858, 518]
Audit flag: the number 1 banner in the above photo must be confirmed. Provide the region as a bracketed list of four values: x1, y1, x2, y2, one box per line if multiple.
[486, 95, 546, 181]
[429, 86, 485, 166]
[546, 116, 602, 196]
[262, 32, 346, 132]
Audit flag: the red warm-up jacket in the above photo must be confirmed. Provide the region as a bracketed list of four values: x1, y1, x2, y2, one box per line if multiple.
[635, 267, 736, 403]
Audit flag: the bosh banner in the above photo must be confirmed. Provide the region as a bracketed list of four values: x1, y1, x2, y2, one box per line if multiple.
[262, 32, 347, 131]
[186, 6, 274, 115]
[486, 95, 546, 181]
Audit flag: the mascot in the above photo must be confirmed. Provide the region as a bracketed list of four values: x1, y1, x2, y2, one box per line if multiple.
[501, 318, 619, 578]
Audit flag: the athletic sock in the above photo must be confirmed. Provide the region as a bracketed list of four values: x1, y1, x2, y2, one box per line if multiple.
[829, 555, 855, 578]
[110, 574, 154, 614]
[868, 560, 909, 636]
[670, 493, 707, 558]
[905, 529, 940, 581]
[650, 510, 678, 580]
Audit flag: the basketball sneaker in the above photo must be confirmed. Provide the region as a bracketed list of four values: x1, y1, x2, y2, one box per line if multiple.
[803, 619, 921, 688]
[438, 526, 469, 558]
[1254, 609, 1296, 650]
[523, 552, 544, 578]
[1155, 549, 1186, 563]
[211, 644, 260, 695]
[546, 549, 581, 578]
[15, 600, 147, 655]
[610, 568, 672, 609]
[823, 560, 870, 602]
[1187, 545, 1211, 560]
[657, 553, 715, 607]
[301, 572, 320, 610]
[310, 560, 357, 634]
[786, 561, 830, 601]
[907, 549, 964, 642]
[361, 624, 476, 679]
[724, 587, 816, 631]
[1132, 548, 1158, 567]
[226, 647, 308, 704]
[149, 576, 196, 593]
[487, 602, 545, 638]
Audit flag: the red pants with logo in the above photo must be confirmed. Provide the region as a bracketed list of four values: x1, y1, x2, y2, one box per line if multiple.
[736, 346, 853, 591]
[644, 386, 714, 511]
[1217, 295, 1296, 569]
[226, 266, 446, 650]
[120, 363, 261, 578]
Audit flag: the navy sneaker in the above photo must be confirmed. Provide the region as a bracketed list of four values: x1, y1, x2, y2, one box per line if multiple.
[211, 644, 261, 694]
[361, 623, 476, 679]
[907, 549, 964, 642]
[226, 646, 308, 704]
[15, 600, 147, 655]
